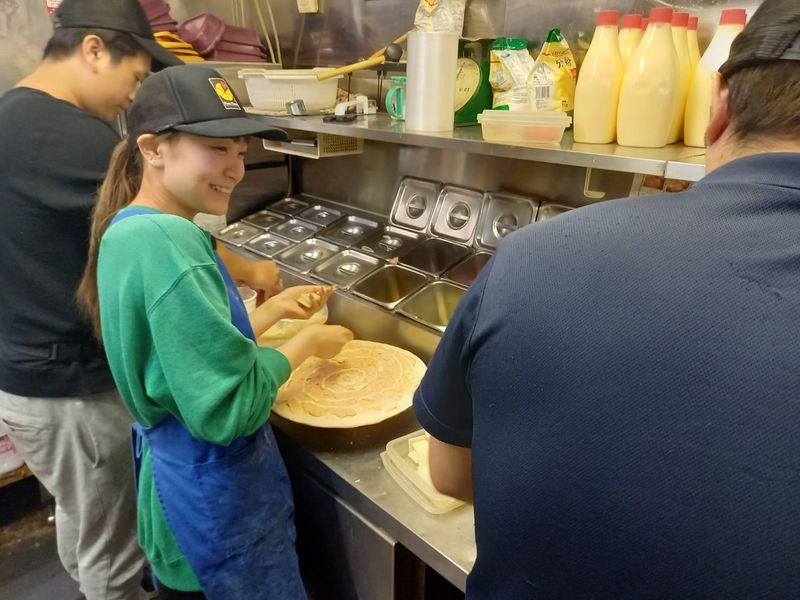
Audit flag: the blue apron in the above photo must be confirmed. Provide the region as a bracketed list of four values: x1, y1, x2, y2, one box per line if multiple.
[112, 208, 306, 599]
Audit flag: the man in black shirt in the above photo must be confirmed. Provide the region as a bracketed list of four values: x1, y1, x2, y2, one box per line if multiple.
[0, 1, 178, 598]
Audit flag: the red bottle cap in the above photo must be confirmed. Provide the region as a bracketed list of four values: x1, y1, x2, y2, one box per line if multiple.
[720, 8, 747, 26]
[621, 14, 643, 30]
[596, 10, 619, 27]
[649, 7, 673, 24]
[672, 12, 689, 27]
[641, 18, 649, 30]
[688, 16, 699, 31]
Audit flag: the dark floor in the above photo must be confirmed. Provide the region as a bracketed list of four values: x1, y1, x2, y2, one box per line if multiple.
[0, 503, 81, 600]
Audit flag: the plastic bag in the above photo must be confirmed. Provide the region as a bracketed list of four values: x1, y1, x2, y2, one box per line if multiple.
[528, 28, 577, 114]
[414, 0, 466, 34]
[489, 37, 534, 111]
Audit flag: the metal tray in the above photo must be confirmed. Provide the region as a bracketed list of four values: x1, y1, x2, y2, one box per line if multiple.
[318, 215, 380, 247]
[429, 185, 483, 244]
[351, 264, 430, 310]
[241, 209, 285, 230]
[274, 238, 342, 274]
[271, 218, 323, 243]
[297, 204, 344, 227]
[536, 202, 573, 222]
[396, 281, 466, 332]
[443, 251, 493, 287]
[214, 222, 262, 247]
[400, 238, 471, 276]
[476, 192, 538, 250]
[311, 250, 382, 289]
[357, 226, 423, 260]
[243, 232, 293, 258]
[390, 177, 441, 232]
[268, 196, 311, 215]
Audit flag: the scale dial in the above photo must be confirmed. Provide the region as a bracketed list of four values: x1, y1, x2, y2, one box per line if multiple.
[454, 57, 481, 111]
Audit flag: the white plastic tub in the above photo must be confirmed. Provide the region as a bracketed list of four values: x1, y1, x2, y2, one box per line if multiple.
[237, 68, 342, 111]
[381, 430, 464, 514]
[478, 109, 572, 144]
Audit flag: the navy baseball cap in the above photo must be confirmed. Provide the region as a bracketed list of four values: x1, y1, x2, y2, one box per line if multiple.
[127, 65, 288, 143]
[53, 0, 181, 70]
[720, 0, 800, 78]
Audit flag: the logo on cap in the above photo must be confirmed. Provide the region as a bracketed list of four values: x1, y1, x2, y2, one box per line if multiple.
[209, 78, 240, 111]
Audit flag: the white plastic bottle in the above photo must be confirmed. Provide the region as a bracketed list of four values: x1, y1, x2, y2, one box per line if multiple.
[687, 16, 701, 74]
[667, 11, 691, 143]
[684, 8, 747, 147]
[618, 14, 643, 69]
[574, 10, 624, 144]
[617, 7, 680, 148]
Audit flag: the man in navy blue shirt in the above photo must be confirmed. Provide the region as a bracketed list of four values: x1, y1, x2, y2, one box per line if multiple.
[413, 1, 800, 598]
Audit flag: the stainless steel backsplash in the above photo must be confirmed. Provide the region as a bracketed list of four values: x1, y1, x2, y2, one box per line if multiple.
[3, 0, 762, 92]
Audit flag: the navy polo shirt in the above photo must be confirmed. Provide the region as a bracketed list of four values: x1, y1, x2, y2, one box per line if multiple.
[414, 153, 800, 600]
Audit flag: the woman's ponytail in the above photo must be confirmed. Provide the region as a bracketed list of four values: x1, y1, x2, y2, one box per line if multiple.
[77, 139, 143, 340]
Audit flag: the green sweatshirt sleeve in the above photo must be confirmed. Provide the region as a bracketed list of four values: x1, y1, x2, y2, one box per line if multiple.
[145, 262, 291, 446]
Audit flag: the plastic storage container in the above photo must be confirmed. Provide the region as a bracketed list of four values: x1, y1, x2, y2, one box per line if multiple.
[238, 68, 343, 111]
[381, 430, 464, 514]
[478, 109, 572, 144]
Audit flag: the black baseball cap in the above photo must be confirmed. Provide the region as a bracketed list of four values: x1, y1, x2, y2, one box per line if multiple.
[127, 65, 288, 143]
[53, 0, 181, 70]
[720, 0, 800, 78]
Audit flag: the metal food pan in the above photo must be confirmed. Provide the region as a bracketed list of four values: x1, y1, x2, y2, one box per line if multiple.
[396, 281, 466, 332]
[214, 222, 262, 247]
[400, 238, 471, 275]
[351, 264, 430, 310]
[274, 238, 342, 274]
[357, 226, 423, 260]
[241, 209, 285, 230]
[443, 251, 493, 287]
[271, 218, 323, 243]
[311, 250, 382, 289]
[318, 215, 380, 247]
[243, 232, 293, 258]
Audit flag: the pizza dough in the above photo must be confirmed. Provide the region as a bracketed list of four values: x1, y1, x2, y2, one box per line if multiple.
[272, 340, 427, 428]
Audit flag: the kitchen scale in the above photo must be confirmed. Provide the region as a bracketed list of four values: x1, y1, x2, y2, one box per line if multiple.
[454, 39, 493, 126]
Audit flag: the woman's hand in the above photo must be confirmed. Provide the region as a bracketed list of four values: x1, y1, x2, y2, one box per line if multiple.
[301, 324, 353, 359]
[250, 285, 335, 336]
[243, 260, 282, 297]
[262, 285, 335, 321]
[277, 324, 354, 370]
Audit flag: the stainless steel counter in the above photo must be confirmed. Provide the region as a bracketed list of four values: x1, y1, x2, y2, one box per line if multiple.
[269, 270, 475, 593]
[273, 411, 476, 593]
[247, 112, 707, 181]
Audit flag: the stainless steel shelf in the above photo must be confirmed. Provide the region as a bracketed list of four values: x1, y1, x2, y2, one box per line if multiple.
[248, 111, 707, 181]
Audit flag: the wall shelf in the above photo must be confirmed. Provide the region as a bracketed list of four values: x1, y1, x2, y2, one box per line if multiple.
[247, 111, 707, 181]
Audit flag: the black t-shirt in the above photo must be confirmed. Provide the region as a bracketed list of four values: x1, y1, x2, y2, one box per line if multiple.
[415, 153, 800, 599]
[0, 88, 118, 397]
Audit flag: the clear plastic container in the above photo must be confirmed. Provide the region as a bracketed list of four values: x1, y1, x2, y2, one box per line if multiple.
[478, 109, 572, 144]
[237, 68, 343, 112]
[381, 430, 464, 514]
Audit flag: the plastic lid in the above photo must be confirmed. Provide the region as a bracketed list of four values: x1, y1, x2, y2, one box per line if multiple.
[688, 16, 699, 31]
[621, 14, 643, 29]
[720, 8, 747, 26]
[641, 18, 649, 30]
[649, 7, 673, 24]
[596, 10, 619, 27]
[672, 11, 689, 27]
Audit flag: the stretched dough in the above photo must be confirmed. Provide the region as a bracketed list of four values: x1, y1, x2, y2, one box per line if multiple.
[272, 340, 426, 428]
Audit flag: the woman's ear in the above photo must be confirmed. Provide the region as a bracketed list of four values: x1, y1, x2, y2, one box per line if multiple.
[137, 134, 164, 168]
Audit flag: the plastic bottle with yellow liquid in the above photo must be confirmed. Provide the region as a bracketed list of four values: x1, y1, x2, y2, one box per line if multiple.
[617, 7, 680, 148]
[667, 12, 691, 143]
[687, 17, 701, 74]
[684, 9, 747, 147]
[574, 10, 624, 144]
[618, 14, 643, 69]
